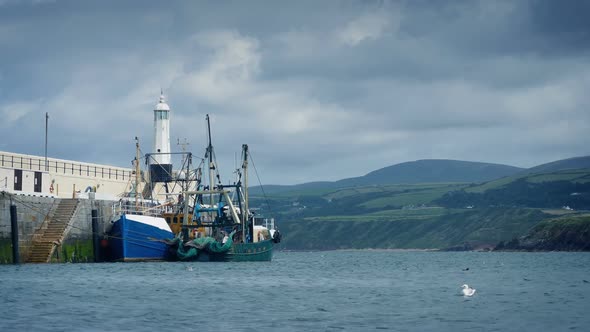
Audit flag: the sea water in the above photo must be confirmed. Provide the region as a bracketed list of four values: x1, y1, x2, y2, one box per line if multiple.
[1, 251, 589, 331]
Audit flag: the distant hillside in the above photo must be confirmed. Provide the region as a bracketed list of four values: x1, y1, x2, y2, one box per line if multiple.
[251, 156, 590, 196]
[523, 156, 590, 175]
[337, 159, 523, 187]
[279, 207, 550, 250]
[249, 182, 334, 195]
[437, 168, 590, 210]
[251, 159, 523, 195]
[260, 167, 590, 251]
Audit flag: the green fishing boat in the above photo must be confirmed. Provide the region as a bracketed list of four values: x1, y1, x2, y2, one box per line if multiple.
[167, 231, 275, 262]
[163, 114, 281, 262]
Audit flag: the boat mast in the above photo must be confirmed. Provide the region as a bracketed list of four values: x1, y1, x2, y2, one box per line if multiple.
[134, 136, 141, 211]
[242, 144, 249, 242]
[206, 114, 215, 206]
[177, 138, 190, 192]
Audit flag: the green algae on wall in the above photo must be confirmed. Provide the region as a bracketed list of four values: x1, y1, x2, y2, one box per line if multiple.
[0, 239, 13, 263]
[50, 239, 94, 263]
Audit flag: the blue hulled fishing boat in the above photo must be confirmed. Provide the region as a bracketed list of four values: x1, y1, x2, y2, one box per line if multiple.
[108, 212, 173, 262]
[106, 138, 174, 262]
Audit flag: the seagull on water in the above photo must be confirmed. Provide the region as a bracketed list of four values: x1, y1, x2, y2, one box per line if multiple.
[462, 284, 476, 297]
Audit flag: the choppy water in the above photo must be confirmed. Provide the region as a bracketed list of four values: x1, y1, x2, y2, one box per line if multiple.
[1, 251, 589, 331]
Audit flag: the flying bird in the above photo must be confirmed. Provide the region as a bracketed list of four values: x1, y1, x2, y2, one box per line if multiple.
[461, 284, 476, 297]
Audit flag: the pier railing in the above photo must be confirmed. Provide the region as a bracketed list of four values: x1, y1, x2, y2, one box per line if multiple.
[254, 216, 276, 230]
[0, 152, 132, 181]
[112, 199, 168, 218]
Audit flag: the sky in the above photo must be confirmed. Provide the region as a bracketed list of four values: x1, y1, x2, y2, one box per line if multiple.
[0, 0, 589, 185]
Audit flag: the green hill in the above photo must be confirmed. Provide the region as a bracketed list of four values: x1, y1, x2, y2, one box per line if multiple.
[251, 159, 523, 195]
[251, 156, 590, 196]
[437, 168, 590, 210]
[251, 156, 590, 251]
[249, 182, 335, 196]
[523, 156, 590, 175]
[337, 159, 523, 187]
[254, 169, 590, 224]
[262, 167, 590, 251]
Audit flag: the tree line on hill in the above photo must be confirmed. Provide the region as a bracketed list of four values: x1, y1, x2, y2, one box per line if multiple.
[435, 179, 590, 210]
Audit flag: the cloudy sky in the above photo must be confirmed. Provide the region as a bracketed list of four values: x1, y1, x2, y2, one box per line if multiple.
[1, 0, 589, 185]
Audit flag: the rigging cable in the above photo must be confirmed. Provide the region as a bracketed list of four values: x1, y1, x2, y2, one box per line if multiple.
[248, 150, 276, 221]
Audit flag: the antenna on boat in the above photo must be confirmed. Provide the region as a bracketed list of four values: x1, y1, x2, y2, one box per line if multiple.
[205, 114, 215, 205]
[234, 152, 238, 183]
[242, 144, 249, 243]
[177, 138, 190, 152]
[177, 137, 190, 192]
[134, 136, 141, 211]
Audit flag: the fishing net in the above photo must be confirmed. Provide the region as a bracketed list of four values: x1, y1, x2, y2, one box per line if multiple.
[175, 230, 236, 260]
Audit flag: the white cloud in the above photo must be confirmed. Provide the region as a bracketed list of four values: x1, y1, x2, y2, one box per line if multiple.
[0, 100, 41, 126]
[274, 29, 329, 59]
[337, 12, 395, 47]
[176, 30, 260, 103]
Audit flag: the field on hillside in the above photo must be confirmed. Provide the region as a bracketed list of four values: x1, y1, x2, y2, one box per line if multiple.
[358, 186, 464, 209]
[303, 207, 452, 222]
[527, 169, 590, 183]
[252, 183, 468, 214]
[466, 168, 590, 193]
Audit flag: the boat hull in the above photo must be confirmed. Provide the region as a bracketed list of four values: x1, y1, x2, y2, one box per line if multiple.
[192, 240, 274, 262]
[108, 214, 174, 262]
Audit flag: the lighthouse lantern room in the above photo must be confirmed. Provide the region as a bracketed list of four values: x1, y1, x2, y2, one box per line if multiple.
[149, 91, 173, 183]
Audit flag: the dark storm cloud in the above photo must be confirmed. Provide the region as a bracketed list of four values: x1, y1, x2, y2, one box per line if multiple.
[527, 0, 590, 54]
[0, 0, 589, 184]
[258, 1, 584, 99]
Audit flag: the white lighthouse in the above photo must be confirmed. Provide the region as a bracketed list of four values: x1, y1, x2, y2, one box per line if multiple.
[150, 91, 173, 183]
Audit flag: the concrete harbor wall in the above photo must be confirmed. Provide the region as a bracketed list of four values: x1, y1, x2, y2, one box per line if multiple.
[0, 192, 116, 263]
[0, 151, 183, 202]
[0, 150, 133, 199]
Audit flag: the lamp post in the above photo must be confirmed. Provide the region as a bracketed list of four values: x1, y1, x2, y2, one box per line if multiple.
[45, 112, 48, 171]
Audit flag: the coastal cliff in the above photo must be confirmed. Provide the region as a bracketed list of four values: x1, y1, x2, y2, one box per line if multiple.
[495, 215, 590, 251]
